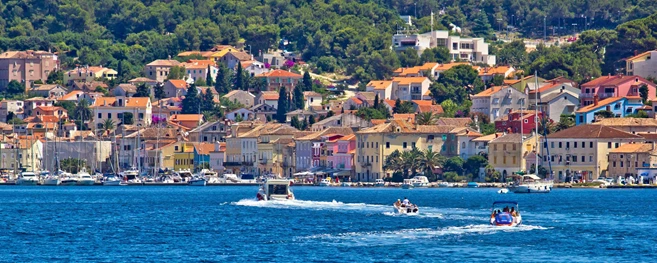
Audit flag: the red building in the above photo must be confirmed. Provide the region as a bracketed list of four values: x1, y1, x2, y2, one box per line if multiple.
[495, 110, 545, 134]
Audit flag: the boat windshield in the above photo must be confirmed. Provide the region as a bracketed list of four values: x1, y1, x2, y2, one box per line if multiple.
[268, 184, 288, 195]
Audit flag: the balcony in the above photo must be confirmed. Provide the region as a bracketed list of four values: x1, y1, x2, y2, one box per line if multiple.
[360, 162, 372, 167]
[242, 161, 254, 166]
[580, 93, 594, 98]
[259, 158, 268, 164]
[223, 162, 241, 167]
[599, 92, 616, 99]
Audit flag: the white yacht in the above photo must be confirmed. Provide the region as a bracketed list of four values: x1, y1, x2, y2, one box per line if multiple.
[411, 176, 429, 188]
[508, 174, 552, 194]
[103, 175, 124, 186]
[256, 179, 295, 201]
[188, 175, 207, 186]
[76, 169, 95, 186]
[438, 182, 453, 188]
[393, 201, 419, 215]
[121, 168, 142, 184]
[41, 171, 60, 186]
[16, 172, 39, 186]
[374, 179, 385, 187]
[59, 172, 78, 186]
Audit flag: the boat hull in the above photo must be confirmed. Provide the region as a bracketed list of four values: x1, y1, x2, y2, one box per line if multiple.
[189, 180, 207, 186]
[401, 184, 413, 189]
[393, 204, 419, 215]
[60, 180, 77, 186]
[77, 180, 95, 186]
[42, 179, 61, 186]
[510, 184, 552, 193]
[16, 179, 39, 186]
[490, 214, 522, 227]
[103, 180, 123, 186]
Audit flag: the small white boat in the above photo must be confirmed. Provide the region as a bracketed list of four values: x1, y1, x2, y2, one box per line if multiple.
[490, 201, 522, 227]
[188, 177, 207, 186]
[374, 179, 385, 187]
[41, 171, 60, 186]
[319, 178, 331, 187]
[341, 182, 352, 187]
[401, 179, 414, 189]
[508, 174, 552, 194]
[121, 168, 142, 185]
[77, 171, 96, 186]
[103, 176, 124, 186]
[498, 188, 509, 194]
[257, 179, 294, 201]
[393, 203, 419, 215]
[16, 172, 39, 186]
[411, 176, 429, 188]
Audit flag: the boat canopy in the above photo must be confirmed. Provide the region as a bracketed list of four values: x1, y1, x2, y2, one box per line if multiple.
[493, 201, 518, 205]
[523, 174, 541, 180]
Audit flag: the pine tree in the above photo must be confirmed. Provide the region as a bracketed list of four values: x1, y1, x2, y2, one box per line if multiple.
[291, 116, 300, 129]
[201, 88, 215, 111]
[275, 88, 288, 123]
[235, 62, 244, 90]
[301, 119, 308, 130]
[181, 84, 200, 114]
[117, 60, 124, 81]
[154, 83, 165, 99]
[206, 65, 214, 86]
[373, 93, 379, 108]
[302, 71, 312, 91]
[393, 98, 402, 114]
[214, 63, 231, 94]
[308, 115, 316, 125]
[293, 86, 305, 111]
[134, 83, 150, 97]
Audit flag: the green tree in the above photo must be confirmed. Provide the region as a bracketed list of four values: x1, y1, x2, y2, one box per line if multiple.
[444, 156, 465, 175]
[302, 71, 313, 92]
[60, 158, 87, 174]
[122, 112, 134, 125]
[440, 99, 458, 117]
[72, 99, 91, 124]
[492, 75, 505, 86]
[134, 83, 150, 97]
[496, 40, 527, 66]
[201, 88, 216, 112]
[154, 83, 165, 100]
[416, 112, 438, 125]
[195, 78, 206, 86]
[399, 48, 420, 67]
[373, 93, 380, 109]
[234, 62, 244, 90]
[234, 113, 244, 122]
[6, 80, 25, 95]
[308, 115, 316, 125]
[205, 66, 214, 87]
[471, 10, 493, 38]
[214, 63, 232, 94]
[101, 118, 115, 137]
[291, 116, 301, 130]
[276, 88, 288, 123]
[556, 114, 575, 131]
[640, 84, 649, 104]
[167, 66, 186, 80]
[181, 84, 201, 114]
[393, 99, 414, 114]
[464, 155, 488, 179]
[46, 70, 64, 85]
[420, 47, 450, 64]
[292, 87, 304, 111]
[417, 149, 444, 181]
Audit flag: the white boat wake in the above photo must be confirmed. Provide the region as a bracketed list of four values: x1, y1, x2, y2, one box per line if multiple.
[232, 199, 390, 213]
[299, 224, 549, 246]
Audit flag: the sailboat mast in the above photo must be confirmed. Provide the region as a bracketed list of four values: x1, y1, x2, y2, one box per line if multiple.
[136, 107, 141, 174]
[154, 100, 160, 177]
[534, 71, 540, 174]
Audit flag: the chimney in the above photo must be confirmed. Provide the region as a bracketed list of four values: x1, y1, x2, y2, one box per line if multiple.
[608, 73, 611, 78]
[215, 141, 220, 152]
[594, 94, 599, 106]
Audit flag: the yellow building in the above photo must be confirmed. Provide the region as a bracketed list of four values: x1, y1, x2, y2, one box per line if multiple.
[488, 133, 541, 180]
[64, 66, 117, 84]
[144, 140, 178, 172]
[173, 142, 195, 171]
[256, 125, 299, 176]
[209, 47, 239, 62]
[354, 120, 463, 182]
[547, 124, 643, 182]
[224, 121, 263, 174]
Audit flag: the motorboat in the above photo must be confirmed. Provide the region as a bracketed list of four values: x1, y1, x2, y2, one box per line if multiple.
[240, 173, 257, 184]
[121, 168, 143, 184]
[188, 176, 207, 186]
[374, 178, 385, 187]
[76, 169, 95, 186]
[256, 179, 294, 201]
[508, 174, 552, 193]
[221, 173, 240, 183]
[319, 178, 331, 187]
[103, 175, 124, 186]
[341, 181, 352, 187]
[393, 202, 419, 215]
[16, 172, 39, 186]
[438, 182, 453, 188]
[59, 172, 78, 186]
[411, 176, 429, 188]
[41, 171, 60, 186]
[498, 188, 509, 194]
[467, 182, 479, 188]
[490, 201, 522, 227]
[401, 179, 414, 189]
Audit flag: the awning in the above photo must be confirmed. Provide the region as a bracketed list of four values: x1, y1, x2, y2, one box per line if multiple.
[333, 170, 351, 177]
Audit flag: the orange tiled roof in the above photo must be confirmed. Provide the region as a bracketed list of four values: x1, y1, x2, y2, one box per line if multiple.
[125, 97, 150, 107]
[93, 97, 117, 107]
[260, 91, 279, 100]
[171, 114, 203, 122]
[60, 91, 84, 101]
[370, 119, 386, 125]
[435, 62, 471, 71]
[256, 69, 302, 78]
[351, 97, 363, 105]
[478, 66, 513, 76]
[384, 99, 396, 108]
[412, 100, 433, 106]
[473, 86, 504, 98]
[168, 79, 188, 89]
[367, 80, 393, 90]
[575, 97, 628, 113]
[392, 77, 429, 85]
[625, 50, 653, 62]
[36, 106, 64, 112]
[393, 114, 415, 123]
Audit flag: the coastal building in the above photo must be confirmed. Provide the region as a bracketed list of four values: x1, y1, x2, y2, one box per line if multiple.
[255, 70, 302, 91]
[354, 120, 460, 182]
[181, 60, 217, 83]
[471, 86, 526, 121]
[28, 84, 67, 98]
[222, 90, 255, 108]
[250, 104, 277, 122]
[91, 97, 152, 128]
[193, 143, 215, 170]
[303, 91, 323, 110]
[225, 108, 255, 122]
[221, 51, 252, 70]
[241, 61, 268, 77]
[163, 79, 189, 98]
[209, 142, 226, 172]
[574, 96, 644, 125]
[144, 59, 182, 82]
[608, 143, 657, 181]
[546, 125, 643, 182]
[455, 129, 483, 160]
[295, 127, 354, 173]
[625, 50, 657, 79]
[256, 124, 298, 176]
[255, 91, 279, 109]
[391, 77, 431, 101]
[494, 110, 544, 134]
[173, 142, 195, 171]
[593, 118, 657, 134]
[22, 97, 55, 117]
[310, 113, 371, 132]
[0, 100, 24, 121]
[477, 66, 515, 83]
[0, 50, 58, 90]
[579, 75, 656, 106]
[391, 30, 495, 65]
[487, 133, 542, 180]
[188, 120, 232, 143]
[64, 66, 117, 85]
[169, 114, 204, 129]
[112, 84, 137, 97]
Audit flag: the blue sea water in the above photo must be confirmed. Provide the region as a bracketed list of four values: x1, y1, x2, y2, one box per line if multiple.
[0, 186, 655, 262]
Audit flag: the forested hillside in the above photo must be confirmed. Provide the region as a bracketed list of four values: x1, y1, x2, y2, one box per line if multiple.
[0, 0, 654, 83]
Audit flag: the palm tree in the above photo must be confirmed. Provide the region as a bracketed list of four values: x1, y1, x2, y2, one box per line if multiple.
[416, 112, 437, 125]
[400, 149, 422, 178]
[101, 119, 115, 137]
[382, 150, 403, 173]
[417, 149, 444, 180]
[60, 157, 86, 174]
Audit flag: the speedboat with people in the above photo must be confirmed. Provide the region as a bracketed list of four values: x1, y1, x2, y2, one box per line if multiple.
[490, 201, 522, 227]
[393, 197, 419, 215]
[508, 174, 552, 193]
[16, 172, 39, 185]
[256, 179, 295, 201]
[411, 176, 429, 187]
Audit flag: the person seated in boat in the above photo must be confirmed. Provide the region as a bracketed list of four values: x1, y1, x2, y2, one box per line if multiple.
[491, 210, 497, 218]
[394, 199, 402, 207]
[402, 197, 409, 207]
[510, 207, 517, 216]
[503, 206, 509, 213]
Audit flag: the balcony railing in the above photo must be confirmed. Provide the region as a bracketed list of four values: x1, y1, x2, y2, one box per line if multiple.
[360, 162, 372, 167]
[223, 162, 241, 166]
[242, 161, 254, 166]
[599, 92, 616, 99]
[580, 93, 594, 98]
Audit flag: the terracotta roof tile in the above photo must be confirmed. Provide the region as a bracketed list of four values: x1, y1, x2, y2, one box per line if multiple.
[609, 143, 655, 153]
[548, 125, 643, 139]
[575, 97, 634, 113]
[256, 69, 302, 78]
[168, 79, 188, 89]
[392, 77, 429, 85]
[473, 86, 505, 98]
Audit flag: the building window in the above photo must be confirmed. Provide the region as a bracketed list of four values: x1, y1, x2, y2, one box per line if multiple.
[98, 113, 102, 119]
[582, 156, 585, 162]
[107, 113, 112, 118]
[386, 142, 390, 148]
[558, 142, 562, 148]
[615, 143, 619, 148]
[608, 142, 612, 148]
[613, 161, 616, 167]
[590, 142, 593, 148]
[403, 142, 407, 149]
[566, 142, 570, 148]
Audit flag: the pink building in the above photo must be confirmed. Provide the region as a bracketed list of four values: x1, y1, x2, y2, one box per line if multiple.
[330, 134, 356, 171]
[0, 50, 59, 91]
[580, 75, 656, 106]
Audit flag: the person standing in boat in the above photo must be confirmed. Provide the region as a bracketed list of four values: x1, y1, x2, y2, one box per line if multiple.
[402, 197, 409, 207]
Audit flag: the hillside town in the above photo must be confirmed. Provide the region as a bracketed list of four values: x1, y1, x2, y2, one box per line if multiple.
[1, 39, 657, 185]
